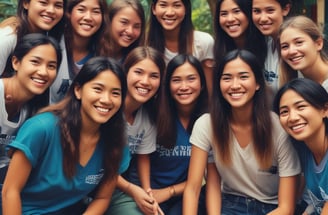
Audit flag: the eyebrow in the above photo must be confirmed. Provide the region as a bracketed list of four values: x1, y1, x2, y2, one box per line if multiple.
[280, 100, 305, 109]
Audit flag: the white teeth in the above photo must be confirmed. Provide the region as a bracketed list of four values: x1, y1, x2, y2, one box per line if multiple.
[230, 93, 243, 97]
[137, 88, 149, 94]
[41, 15, 53, 21]
[164, 19, 175, 24]
[228, 25, 239, 31]
[291, 56, 303, 62]
[80, 24, 92, 30]
[96, 107, 109, 112]
[291, 124, 305, 130]
[32, 78, 46, 84]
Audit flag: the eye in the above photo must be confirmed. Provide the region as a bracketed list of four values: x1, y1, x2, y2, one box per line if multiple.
[30, 59, 40, 65]
[280, 44, 289, 50]
[266, 8, 275, 14]
[55, 2, 63, 9]
[93, 9, 101, 14]
[220, 11, 227, 17]
[39, 0, 48, 6]
[233, 8, 241, 14]
[173, 3, 182, 8]
[112, 90, 121, 97]
[48, 63, 57, 70]
[252, 8, 260, 14]
[171, 78, 180, 83]
[93, 87, 102, 93]
[295, 40, 304, 46]
[279, 109, 288, 116]
[240, 75, 249, 80]
[150, 73, 160, 79]
[221, 75, 231, 81]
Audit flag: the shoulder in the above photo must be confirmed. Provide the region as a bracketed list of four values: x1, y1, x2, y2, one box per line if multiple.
[193, 30, 213, 39]
[0, 17, 19, 31]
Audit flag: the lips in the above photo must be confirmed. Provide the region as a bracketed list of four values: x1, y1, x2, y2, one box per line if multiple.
[137, 87, 150, 95]
[229, 92, 244, 98]
[289, 55, 303, 62]
[95, 106, 110, 113]
[32, 77, 47, 85]
[290, 123, 306, 131]
[41, 15, 55, 23]
[227, 24, 240, 31]
[80, 23, 93, 30]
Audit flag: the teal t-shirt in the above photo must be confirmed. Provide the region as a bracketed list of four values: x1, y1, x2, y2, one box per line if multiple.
[8, 112, 105, 214]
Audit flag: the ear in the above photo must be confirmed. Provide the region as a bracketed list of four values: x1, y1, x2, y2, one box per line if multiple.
[323, 102, 328, 118]
[74, 85, 82, 100]
[23, 0, 29, 10]
[256, 83, 260, 91]
[151, 3, 157, 15]
[11, 56, 20, 71]
[282, 4, 291, 17]
[315, 37, 324, 52]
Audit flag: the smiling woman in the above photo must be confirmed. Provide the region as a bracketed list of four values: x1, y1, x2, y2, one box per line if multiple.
[1, 56, 128, 214]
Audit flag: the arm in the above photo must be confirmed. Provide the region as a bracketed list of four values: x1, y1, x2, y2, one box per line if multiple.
[116, 175, 155, 214]
[152, 181, 185, 204]
[183, 145, 208, 215]
[2, 150, 32, 215]
[83, 176, 117, 215]
[202, 59, 214, 97]
[321, 202, 328, 215]
[206, 162, 222, 215]
[138, 154, 151, 190]
[267, 175, 299, 215]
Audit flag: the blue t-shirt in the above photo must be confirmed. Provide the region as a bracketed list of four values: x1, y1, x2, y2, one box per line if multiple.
[150, 120, 191, 188]
[298, 142, 328, 214]
[8, 112, 106, 214]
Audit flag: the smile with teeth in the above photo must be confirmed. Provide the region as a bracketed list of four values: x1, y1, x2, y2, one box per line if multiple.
[32, 77, 47, 84]
[41, 15, 54, 22]
[229, 92, 244, 98]
[290, 123, 306, 131]
[137, 87, 150, 95]
[289, 56, 303, 62]
[227, 24, 240, 31]
[80, 23, 93, 30]
[163, 18, 175, 24]
[96, 106, 110, 113]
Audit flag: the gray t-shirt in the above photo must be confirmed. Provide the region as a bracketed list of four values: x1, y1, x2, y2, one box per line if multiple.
[190, 112, 301, 204]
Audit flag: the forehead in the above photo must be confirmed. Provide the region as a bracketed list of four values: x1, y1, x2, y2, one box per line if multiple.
[172, 62, 199, 76]
[24, 44, 57, 59]
[252, 0, 281, 8]
[222, 58, 253, 74]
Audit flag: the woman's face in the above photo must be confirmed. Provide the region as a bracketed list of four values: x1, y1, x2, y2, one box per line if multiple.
[152, 0, 186, 33]
[280, 27, 323, 74]
[219, 0, 249, 40]
[220, 57, 259, 110]
[24, 0, 64, 32]
[252, 0, 290, 37]
[278, 89, 327, 143]
[170, 62, 202, 110]
[126, 58, 161, 105]
[75, 70, 122, 127]
[13, 44, 58, 96]
[69, 0, 103, 39]
[110, 6, 142, 48]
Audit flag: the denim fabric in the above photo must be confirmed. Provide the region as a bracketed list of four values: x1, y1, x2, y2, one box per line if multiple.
[221, 193, 277, 215]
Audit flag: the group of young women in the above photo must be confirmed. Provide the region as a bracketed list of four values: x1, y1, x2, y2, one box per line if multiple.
[0, 0, 327, 214]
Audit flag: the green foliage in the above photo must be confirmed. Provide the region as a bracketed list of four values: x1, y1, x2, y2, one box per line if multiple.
[0, 0, 17, 21]
[192, 2, 213, 34]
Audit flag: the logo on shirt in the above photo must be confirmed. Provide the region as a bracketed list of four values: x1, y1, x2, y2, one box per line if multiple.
[85, 169, 104, 185]
[157, 145, 191, 157]
[128, 130, 145, 154]
[0, 134, 15, 168]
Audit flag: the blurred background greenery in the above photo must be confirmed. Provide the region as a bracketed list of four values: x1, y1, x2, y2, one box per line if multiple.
[0, 0, 213, 34]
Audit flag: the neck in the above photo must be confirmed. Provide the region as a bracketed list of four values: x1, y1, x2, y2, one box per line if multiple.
[304, 125, 327, 164]
[302, 59, 328, 84]
[177, 105, 193, 129]
[4, 77, 34, 118]
[73, 36, 90, 62]
[230, 104, 253, 126]
[124, 95, 142, 124]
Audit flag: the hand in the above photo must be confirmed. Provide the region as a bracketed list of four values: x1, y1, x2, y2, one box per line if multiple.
[147, 189, 165, 215]
[129, 184, 158, 214]
[151, 188, 171, 204]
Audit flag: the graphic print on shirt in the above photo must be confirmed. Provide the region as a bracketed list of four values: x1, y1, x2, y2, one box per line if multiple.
[307, 188, 327, 214]
[0, 134, 15, 168]
[157, 145, 191, 157]
[85, 168, 104, 185]
[128, 129, 145, 154]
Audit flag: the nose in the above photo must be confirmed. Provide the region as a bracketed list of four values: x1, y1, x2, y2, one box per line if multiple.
[166, 6, 175, 16]
[83, 11, 92, 20]
[46, 4, 55, 13]
[288, 109, 300, 122]
[227, 13, 234, 22]
[231, 78, 241, 89]
[140, 75, 150, 85]
[99, 92, 113, 104]
[287, 44, 298, 55]
[180, 80, 188, 90]
[125, 25, 133, 34]
[36, 65, 48, 76]
[259, 13, 269, 22]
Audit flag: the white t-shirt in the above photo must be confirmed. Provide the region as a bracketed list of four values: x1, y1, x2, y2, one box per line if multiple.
[190, 112, 301, 204]
[0, 79, 28, 168]
[164, 30, 214, 65]
[127, 106, 156, 155]
[0, 26, 17, 74]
